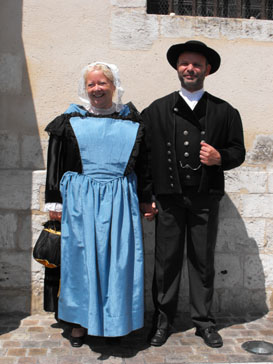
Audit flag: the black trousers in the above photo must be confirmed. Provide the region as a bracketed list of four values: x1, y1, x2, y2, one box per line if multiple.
[152, 189, 220, 330]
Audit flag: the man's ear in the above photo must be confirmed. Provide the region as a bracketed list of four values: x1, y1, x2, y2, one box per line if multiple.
[205, 64, 212, 76]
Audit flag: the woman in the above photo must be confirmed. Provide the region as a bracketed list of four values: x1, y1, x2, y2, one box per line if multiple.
[44, 62, 154, 347]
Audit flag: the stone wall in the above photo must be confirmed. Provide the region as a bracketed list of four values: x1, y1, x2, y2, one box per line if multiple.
[0, 0, 273, 314]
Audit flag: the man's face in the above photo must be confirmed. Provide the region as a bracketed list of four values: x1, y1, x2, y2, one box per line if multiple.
[177, 52, 211, 92]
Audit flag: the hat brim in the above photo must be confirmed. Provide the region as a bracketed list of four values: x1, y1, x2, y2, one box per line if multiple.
[167, 42, 221, 74]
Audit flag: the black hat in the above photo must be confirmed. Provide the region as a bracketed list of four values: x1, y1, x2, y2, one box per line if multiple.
[167, 40, 221, 74]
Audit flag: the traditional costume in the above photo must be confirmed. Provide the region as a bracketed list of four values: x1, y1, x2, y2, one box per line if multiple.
[141, 41, 245, 347]
[44, 63, 151, 337]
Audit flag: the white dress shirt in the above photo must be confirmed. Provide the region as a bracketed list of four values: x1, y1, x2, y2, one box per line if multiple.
[179, 87, 204, 110]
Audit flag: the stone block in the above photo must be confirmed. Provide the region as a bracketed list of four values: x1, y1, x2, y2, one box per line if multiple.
[0, 131, 20, 168]
[0, 170, 32, 210]
[111, 9, 158, 50]
[218, 193, 242, 219]
[265, 220, 273, 250]
[241, 194, 273, 218]
[214, 253, 242, 288]
[17, 214, 32, 251]
[31, 260, 44, 279]
[268, 290, 273, 310]
[220, 18, 243, 40]
[0, 53, 22, 94]
[31, 281, 44, 313]
[242, 19, 273, 41]
[267, 171, 273, 193]
[218, 287, 267, 313]
[0, 289, 31, 313]
[247, 134, 273, 163]
[244, 254, 267, 289]
[220, 18, 273, 41]
[0, 213, 17, 250]
[31, 213, 48, 249]
[22, 135, 45, 170]
[31, 170, 46, 211]
[259, 253, 273, 288]
[193, 17, 221, 38]
[216, 218, 265, 252]
[161, 16, 194, 38]
[225, 167, 267, 194]
[0, 251, 32, 289]
[111, 0, 146, 7]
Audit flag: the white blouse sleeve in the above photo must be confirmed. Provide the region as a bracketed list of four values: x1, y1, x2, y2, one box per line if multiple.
[44, 202, 63, 212]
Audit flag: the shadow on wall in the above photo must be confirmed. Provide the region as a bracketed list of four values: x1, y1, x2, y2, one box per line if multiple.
[143, 193, 268, 330]
[0, 0, 44, 324]
[214, 193, 268, 316]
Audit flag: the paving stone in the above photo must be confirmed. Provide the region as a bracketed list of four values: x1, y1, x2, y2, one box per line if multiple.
[2, 341, 21, 348]
[49, 347, 72, 355]
[6, 348, 27, 356]
[27, 348, 48, 356]
[27, 327, 45, 333]
[37, 358, 58, 364]
[17, 358, 37, 364]
[0, 359, 17, 364]
[21, 320, 39, 326]
[0, 313, 273, 363]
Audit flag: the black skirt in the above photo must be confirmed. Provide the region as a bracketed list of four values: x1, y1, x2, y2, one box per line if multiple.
[44, 267, 60, 314]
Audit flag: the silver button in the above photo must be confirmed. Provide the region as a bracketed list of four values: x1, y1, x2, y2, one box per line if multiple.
[173, 107, 178, 112]
[201, 131, 205, 135]
[167, 150, 171, 155]
[184, 141, 189, 146]
[184, 152, 189, 157]
[170, 175, 173, 179]
[186, 175, 191, 180]
[201, 140, 205, 143]
[170, 183, 174, 188]
[167, 142, 171, 147]
[183, 131, 189, 136]
[168, 158, 172, 163]
[169, 167, 173, 171]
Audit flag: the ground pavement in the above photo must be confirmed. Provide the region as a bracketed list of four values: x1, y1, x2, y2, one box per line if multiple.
[1, 311, 273, 364]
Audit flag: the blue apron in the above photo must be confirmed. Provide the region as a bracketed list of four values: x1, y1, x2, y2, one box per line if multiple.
[58, 106, 144, 336]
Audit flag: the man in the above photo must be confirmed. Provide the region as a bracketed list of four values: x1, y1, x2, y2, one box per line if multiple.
[141, 40, 245, 348]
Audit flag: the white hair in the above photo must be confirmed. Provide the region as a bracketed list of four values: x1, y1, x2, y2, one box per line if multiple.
[78, 62, 124, 112]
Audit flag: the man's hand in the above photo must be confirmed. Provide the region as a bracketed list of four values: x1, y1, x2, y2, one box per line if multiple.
[140, 202, 158, 221]
[200, 142, 221, 166]
[49, 211, 62, 221]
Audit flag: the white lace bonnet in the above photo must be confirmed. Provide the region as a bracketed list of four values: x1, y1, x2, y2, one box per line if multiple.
[78, 62, 124, 112]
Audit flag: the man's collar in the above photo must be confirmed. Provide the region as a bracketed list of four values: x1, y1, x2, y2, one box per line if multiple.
[179, 87, 205, 101]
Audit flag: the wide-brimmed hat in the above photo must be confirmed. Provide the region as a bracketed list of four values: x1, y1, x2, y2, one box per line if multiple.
[167, 40, 221, 74]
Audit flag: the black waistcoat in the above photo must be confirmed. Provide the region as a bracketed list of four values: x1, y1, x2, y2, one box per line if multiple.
[174, 94, 207, 186]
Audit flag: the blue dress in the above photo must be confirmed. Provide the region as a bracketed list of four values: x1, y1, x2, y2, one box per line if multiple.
[57, 104, 144, 336]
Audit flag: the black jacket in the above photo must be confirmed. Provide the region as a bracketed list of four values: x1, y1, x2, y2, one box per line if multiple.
[141, 91, 245, 198]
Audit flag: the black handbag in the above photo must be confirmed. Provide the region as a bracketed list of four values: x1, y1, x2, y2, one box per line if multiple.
[33, 220, 61, 268]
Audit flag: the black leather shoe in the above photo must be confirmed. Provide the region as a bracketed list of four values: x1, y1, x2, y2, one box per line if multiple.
[70, 334, 85, 348]
[195, 327, 223, 348]
[149, 328, 169, 346]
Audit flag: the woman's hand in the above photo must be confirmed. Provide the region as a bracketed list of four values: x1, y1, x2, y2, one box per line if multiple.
[140, 202, 158, 221]
[49, 211, 62, 221]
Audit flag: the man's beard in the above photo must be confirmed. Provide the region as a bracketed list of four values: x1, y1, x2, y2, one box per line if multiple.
[178, 71, 206, 92]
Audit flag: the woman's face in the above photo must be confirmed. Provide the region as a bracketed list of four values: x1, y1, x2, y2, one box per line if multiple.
[86, 70, 115, 109]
